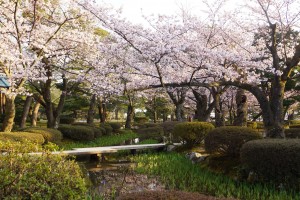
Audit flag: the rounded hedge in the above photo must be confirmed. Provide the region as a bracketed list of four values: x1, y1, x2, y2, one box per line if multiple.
[58, 124, 94, 141]
[285, 128, 300, 138]
[100, 123, 113, 135]
[134, 116, 149, 123]
[173, 122, 214, 147]
[59, 116, 75, 124]
[204, 126, 262, 157]
[72, 123, 105, 138]
[107, 122, 122, 132]
[0, 141, 87, 199]
[21, 127, 63, 143]
[135, 126, 164, 142]
[241, 139, 300, 188]
[0, 132, 45, 144]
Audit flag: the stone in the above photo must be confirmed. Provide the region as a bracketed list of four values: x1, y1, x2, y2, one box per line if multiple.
[166, 145, 177, 152]
[185, 152, 208, 164]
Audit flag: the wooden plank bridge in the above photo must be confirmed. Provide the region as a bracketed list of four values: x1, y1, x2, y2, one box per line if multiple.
[29, 143, 168, 156]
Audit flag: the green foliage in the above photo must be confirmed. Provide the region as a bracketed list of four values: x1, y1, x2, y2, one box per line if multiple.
[134, 116, 149, 123]
[21, 127, 63, 143]
[247, 122, 257, 129]
[137, 139, 159, 144]
[241, 139, 300, 189]
[58, 124, 94, 141]
[0, 140, 87, 199]
[173, 122, 214, 147]
[107, 122, 122, 132]
[60, 115, 75, 124]
[289, 120, 300, 125]
[205, 126, 262, 157]
[100, 123, 113, 135]
[132, 153, 299, 200]
[256, 122, 264, 129]
[135, 126, 164, 142]
[285, 128, 300, 138]
[59, 130, 138, 150]
[72, 123, 105, 138]
[289, 124, 300, 128]
[0, 132, 45, 144]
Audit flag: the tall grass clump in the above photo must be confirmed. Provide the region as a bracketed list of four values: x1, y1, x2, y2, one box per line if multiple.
[132, 153, 299, 200]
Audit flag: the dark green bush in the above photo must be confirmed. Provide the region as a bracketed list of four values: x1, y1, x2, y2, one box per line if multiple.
[289, 124, 300, 129]
[135, 126, 164, 142]
[100, 123, 113, 135]
[0, 140, 87, 199]
[58, 124, 94, 141]
[107, 122, 122, 132]
[72, 123, 105, 138]
[285, 128, 300, 138]
[173, 122, 214, 147]
[241, 139, 300, 188]
[289, 120, 300, 125]
[93, 127, 105, 138]
[247, 121, 257, 129]
[204, 126, 262, 157]
[0, 132, 45, 144]
[60, 116, 75, 124]
[134, 116, 149, 123]
[256, 122, 264, 129]
[21, 127, 63, 143]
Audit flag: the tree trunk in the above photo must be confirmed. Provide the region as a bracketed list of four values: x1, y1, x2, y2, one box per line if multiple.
[192, 90, 214, 122]
[20, 96, 33, 129]
[125, 104, 134, 129]
[31, 101, 40, 127]
[214, 93, 225, 127]
[98, 98, 106, 123]
[167, 88, 187, 122]
[2, 95, 16, 132]
[233, 89, 247, 126]
[115, 108, 119, 120]
[175, 103, 184, 121]
[87, 94, 96, 125]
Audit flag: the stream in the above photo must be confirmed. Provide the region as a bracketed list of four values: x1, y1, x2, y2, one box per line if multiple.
[78, 153, 166, 199]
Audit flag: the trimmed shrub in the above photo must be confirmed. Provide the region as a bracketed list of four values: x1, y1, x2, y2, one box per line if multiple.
[289, 124, 300, 129]
[0, 132, 45, 144]
[135, 126, 164, 142]
[0, 140, 87, 199]
[204, 126, 262, 157]
[173, 122, 214, 147]
[72, 123, 105, 138]
[58, 124, 94, 141]
[100, 123, 113, 135]
[93, 127, 105, 138]
[241, 139, 300, 188]
[60, 116, 75, 124]
[134, 116, 149, 123]
[285, 128, 300, 138]
[289, 120, 300, 125]
[256, 122, 264, 129]
[107, 122, 122, 132]
[21, 127, 63, 143]
[247, 121, 257, 129]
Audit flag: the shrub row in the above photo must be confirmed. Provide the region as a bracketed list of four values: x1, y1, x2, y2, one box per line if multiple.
[0, 140, 87, 199]
[58, 124, 105, 141]
[205, 126, 262, 157]
[173, 122, 214, 147]
[135, 126, 164, 142]
[0, 132, 45, 144]
[21, 127, 63, 143]
[241, 139, 300, 188]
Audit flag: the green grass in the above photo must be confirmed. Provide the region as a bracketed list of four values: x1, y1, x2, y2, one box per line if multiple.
[132, 153, 300, 200]
[59, 130, 138, 150]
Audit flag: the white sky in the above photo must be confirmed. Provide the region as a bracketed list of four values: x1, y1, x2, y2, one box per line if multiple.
[99, 0, 241, 25]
